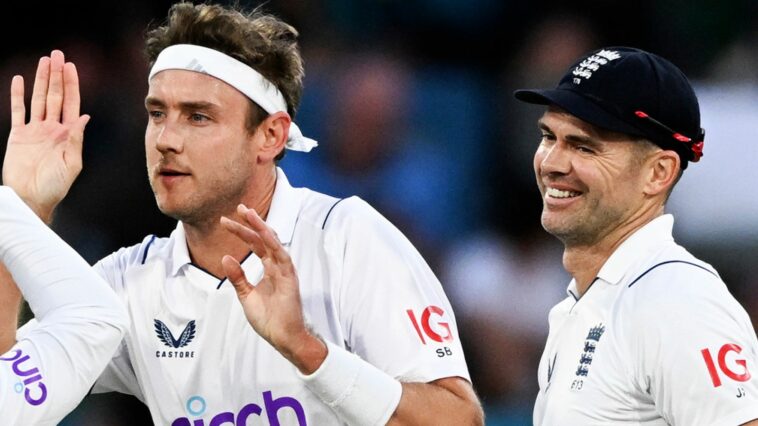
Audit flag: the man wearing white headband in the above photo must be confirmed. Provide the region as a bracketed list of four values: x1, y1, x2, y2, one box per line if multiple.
[3, 3, 482, 425]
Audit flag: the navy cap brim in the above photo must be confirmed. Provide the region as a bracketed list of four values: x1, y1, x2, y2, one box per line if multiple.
[514, 88, 645, 138]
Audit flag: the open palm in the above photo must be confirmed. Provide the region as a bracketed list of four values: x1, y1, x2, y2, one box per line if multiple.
[2, 50, 90, 222]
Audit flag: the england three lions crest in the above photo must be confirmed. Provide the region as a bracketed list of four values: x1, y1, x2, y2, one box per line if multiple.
[570, 323, 605, 391]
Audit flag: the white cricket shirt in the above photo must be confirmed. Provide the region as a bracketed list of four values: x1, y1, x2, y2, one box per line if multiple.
[534, 215, 758, 426]
[90, 168, 470, 425]
[0, 187, 126, 425]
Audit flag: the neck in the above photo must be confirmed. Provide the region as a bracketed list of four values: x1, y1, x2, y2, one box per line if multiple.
[563, 205, 664, 296]
[183, 168, 277, 278]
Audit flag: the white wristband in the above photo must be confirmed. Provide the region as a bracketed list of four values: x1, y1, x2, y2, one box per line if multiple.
[298, 339, 402, 425]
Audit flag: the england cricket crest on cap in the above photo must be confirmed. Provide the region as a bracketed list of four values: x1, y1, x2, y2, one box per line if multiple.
[570, 323, 605, 391]
[154, 318, 197, 359]
[572, 50, 621, 84]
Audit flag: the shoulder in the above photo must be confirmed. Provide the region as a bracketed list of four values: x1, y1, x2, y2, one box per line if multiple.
[618, 243, 748, 332]
[293, 190, 400, 240]
[290, 187, 345, 231]
[95, 233, 172, 277]
[625, 244, 722, 300]
[319, 196, 396, 234]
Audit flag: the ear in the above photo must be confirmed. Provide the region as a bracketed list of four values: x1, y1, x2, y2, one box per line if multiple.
[255, 111, 291, 163]
[642, 149, 680, 197]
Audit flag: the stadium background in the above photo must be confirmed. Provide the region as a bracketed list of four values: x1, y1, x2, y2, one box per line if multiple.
[1, 0, 756, 424]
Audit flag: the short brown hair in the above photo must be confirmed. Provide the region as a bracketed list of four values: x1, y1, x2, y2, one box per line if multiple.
[145, 2, 304, 155]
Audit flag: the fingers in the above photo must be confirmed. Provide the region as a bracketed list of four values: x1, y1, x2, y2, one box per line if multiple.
[71, 114, 91, 145]
[220, 216, 268, 259]
[221, 255, 253, 300]
[20, 51, 84, 126]
[30, 56, 51, 121]
[238, 205, 290, 264]
[10, 76, 25, 128]
[45, 50, 65, 122]
[62, 62, 81, 124]
[63, 114, 91, 175]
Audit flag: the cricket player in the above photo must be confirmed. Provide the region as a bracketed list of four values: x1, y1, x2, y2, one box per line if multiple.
[516, 46, 758, 425]
[4, 3, 482, 425]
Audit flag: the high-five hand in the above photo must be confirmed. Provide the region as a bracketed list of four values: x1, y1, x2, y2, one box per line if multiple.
[220, 204, 326, 374]
[3, 50, 90, 223]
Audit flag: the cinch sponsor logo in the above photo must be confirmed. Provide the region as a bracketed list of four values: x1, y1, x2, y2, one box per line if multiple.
[0, 349, 47, 406]
[172, 392, 306, 426]
[155, 319, 197, 359]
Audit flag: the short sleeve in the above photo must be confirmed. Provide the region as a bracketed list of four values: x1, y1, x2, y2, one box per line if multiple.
[632, 266, 758, 426]
[326, 198, 470, 383]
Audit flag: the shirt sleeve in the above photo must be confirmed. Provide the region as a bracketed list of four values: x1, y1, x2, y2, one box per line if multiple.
[632, 264, 758, 426]
[326, 197, 470, 383]
[0, 186, 128, 424]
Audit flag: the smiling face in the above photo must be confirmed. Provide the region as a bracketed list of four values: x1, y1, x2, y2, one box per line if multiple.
[533, 108, 654, 247]
[145, 69, 263, 226]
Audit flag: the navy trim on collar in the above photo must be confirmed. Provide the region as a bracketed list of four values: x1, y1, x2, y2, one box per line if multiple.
[141, 235, 157, 265]
[322, 198, 346, 230]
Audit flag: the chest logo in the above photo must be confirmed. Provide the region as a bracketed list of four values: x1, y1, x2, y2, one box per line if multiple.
[575, 324, 605, 378]
[571, 49, 621, 84]
[155, 319, 197, 349]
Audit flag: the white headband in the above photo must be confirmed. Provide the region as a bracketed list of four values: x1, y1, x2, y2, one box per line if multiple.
[148, 44, 317, 153]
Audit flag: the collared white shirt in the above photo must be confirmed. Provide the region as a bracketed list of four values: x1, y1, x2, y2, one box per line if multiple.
[534, 215, 758, 426]
[89, 168, 470, 425]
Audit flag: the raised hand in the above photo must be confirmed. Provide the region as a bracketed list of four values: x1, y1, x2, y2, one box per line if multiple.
[220, 204, 326, 373]
[2, 50, 90, 223]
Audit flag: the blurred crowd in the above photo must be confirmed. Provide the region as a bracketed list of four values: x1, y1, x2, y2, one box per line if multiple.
[1, 0, 756, 424]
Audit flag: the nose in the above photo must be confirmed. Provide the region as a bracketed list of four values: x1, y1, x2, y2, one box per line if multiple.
[152, 119, 183, 155]
[536, 140, 571, 177]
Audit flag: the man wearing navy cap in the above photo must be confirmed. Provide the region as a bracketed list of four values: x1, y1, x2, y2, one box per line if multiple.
[516, 47, 758, 425]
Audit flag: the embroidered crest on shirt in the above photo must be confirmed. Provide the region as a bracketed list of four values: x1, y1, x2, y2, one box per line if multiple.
[572, 49, 621, 84]
[154, 319, 197, 359]
[570, 324, 605, 390]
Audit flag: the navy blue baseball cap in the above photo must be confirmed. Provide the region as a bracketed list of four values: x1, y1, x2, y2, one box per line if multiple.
[514, 47, 705, 169]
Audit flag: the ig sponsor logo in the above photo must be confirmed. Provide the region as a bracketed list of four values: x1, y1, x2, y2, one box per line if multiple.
[406, 305, 454, 358]
[701, 343, 752, 387]
[0, 349, 47, 406]
[172, 391, 306, 426]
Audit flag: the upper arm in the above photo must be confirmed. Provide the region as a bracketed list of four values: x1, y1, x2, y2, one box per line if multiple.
[631, 268, 758, 425]
[330, 199, 470, 383]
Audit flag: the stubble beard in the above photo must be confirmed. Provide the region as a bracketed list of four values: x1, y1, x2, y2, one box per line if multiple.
[540, 196, 625, 248]
[150, 162, 252, 229]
